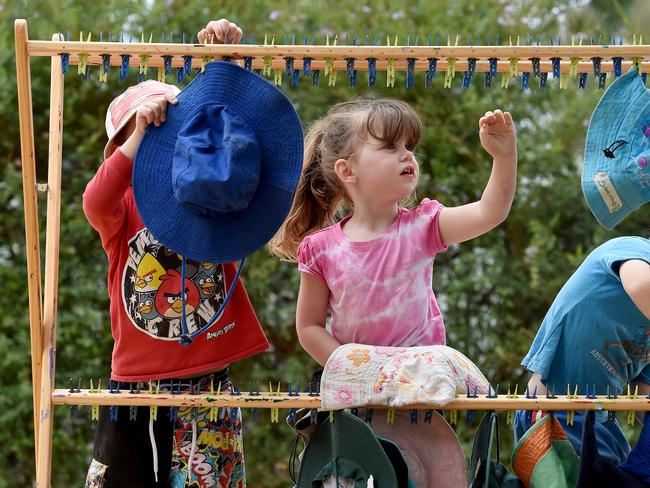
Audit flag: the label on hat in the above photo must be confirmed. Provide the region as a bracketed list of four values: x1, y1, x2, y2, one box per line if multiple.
[593, 172, 623, 213]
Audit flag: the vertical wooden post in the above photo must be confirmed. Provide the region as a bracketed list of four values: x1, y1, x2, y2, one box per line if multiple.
[14, 18, 43, 470]
[34, 32, 66, 487]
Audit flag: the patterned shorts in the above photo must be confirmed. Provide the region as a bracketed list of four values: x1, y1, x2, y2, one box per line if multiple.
[85, 370, 245, 488]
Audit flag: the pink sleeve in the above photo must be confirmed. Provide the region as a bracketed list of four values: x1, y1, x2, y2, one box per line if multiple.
[416, 198, 447, 255]
[297, 236, 325, 280]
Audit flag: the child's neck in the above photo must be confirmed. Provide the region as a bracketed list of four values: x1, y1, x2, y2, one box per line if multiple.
[343, 201, 399, 242]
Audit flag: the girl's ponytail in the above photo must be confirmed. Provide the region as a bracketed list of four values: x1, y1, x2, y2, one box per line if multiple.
[268, 120, 344, 261]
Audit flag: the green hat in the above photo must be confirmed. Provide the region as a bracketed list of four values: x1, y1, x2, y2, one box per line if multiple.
[512, 413, 579, 488]
[298, 411, 399, 488]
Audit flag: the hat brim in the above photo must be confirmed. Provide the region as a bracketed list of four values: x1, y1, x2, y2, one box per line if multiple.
[133, 62, 303, 263]
[582, 67, 650, 230]
[369, 409, 467, 488]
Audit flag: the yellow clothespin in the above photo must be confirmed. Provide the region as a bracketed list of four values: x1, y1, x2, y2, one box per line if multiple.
[386, 408, 396, 424]
[149, 380, 160, 421]
[560, 72, 569, 89]
[262, 34, 274, 78]
[139, 33, 152, 77]
[566, 384, 579, 425]
[274, 69, 283, 86]
[90, 378, 101, 421]
[448, 409, 458, 425]
[329, 410, 335, 423]
[386, 35, 397, 88]
[501, 72, 510, 89]
[569, 36, 581, 78]
[508, 36, 519, 79]
[627, 384, 639, 426]
[506, 385, 518, 425]
[208, 379, 220, 422]
[78, 32, 91, 77]
[270, 381, 280, 423]
[324, 35, 337, 86]
[444, 34, 458, 88]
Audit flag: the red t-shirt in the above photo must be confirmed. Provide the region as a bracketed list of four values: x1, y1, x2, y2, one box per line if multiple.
[83, 149, 269, 381]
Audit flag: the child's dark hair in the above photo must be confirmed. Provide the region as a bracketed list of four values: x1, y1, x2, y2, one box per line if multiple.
[269, 97, 422, 261]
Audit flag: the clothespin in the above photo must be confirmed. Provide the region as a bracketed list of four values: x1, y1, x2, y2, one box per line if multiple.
[508, 35, 519, 79]
[569, 35, 582, 79]
[443, 34, 458, 88]
[626, 384, 639, 426]
[521, 72, 530, 90]
[78, 32, 91, 80]
[539, 71, 548, 89]
[90, 379, 101, 421]
[559, 72, 569, 89]
[269, 382, 280, 423]
[109, 378, 120, 420]
[565, 384, 579, 426]
[302, 35, 314, 76]
[586, 384, 597, 399]
[424, 409, 433, 424]
[386, 408, 396, 424]
[606, 385, 617, 423]
[410, 409, 418, 425]
[59, 31, 71, 74]
[487, 384, 499, 399]
[119, 34, 131, 82]
[324, 34, 337, 87]
[261, 34, 274, 78]
[466, 385, 478, 422]
[149, 380, 160, 422]
[612, 56, 623, 78]
[365, 408, 374, 424]
[526, 385, 538, 399]
[546, 384, 557, 399]
[462, 58, 477, 88]
[406, 35, 416, 89]
[578, 72, 588, 89]
[424, 34, 438, 88]
[329, 410, 335, 423]
[550, 35, 561, 80]
[69, 378, 81, 418]
[632, 34, 643, 70]
[208, 380, 221, 422]
[449, 389, 459, 425]
[506, 385, 518, 425]
[501, 70, 510, 89]
[385, 35, 397, 88]
[137, 32, 152, 82]
[347, 58, 358, 87]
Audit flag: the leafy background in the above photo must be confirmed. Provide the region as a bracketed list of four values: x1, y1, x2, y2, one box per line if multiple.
[1, 0, 649, 485]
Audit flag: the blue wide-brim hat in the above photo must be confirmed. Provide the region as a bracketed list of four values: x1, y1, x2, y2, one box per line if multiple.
[582, 66, 650, 230]
[133, 62, 304, 263]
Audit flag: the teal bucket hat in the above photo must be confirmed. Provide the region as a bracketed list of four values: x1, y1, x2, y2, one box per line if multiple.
[582, 66, 650, 230]
[297, 411, 399, 488]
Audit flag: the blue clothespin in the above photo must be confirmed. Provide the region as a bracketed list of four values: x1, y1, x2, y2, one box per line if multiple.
[598, 72, 607, 89]
[350, 408, 358, 417]
[365, 408, 374, 424]
[312, 69, 320, 86]
[487, 384, 499, 398]
[410, 409, 418, 425]
[424, 409, 434, 423]
[346, 58, 357, 87]
[522, 71, 530, 90]
[120, 34, 131, 83]
[540, 72, 548, 89]
[525, 385, 537, 399]
[288, 408, 297, 424]
[462, 58, 476, 88]
[612, 57, 623, 77]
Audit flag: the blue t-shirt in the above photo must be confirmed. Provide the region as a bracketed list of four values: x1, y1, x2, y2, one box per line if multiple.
[523, 236, 650, 395]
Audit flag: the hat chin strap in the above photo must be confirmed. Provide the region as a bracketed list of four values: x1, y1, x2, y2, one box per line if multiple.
[178, 255, 245, 346]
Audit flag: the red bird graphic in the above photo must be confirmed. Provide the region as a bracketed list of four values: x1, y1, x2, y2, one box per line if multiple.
[155, 269, 200, 318]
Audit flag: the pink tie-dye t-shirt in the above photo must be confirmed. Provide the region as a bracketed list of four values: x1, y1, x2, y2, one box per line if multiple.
[297, 198, 448, 347]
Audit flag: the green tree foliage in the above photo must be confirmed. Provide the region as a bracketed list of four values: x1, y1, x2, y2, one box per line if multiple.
[0, 0, 647, 485]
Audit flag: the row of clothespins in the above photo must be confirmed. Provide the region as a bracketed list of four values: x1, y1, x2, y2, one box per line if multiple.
[57, 31, 648, 89]
[64, 378, 649, 429]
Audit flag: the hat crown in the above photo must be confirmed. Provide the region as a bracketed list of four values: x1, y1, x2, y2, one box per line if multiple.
[171, 104, 261, 217]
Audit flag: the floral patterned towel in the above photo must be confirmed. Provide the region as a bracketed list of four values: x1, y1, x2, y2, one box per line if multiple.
[321, 344, 489, 411]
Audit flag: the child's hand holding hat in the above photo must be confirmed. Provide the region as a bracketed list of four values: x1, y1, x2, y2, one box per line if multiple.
[198, 18, 243, 44]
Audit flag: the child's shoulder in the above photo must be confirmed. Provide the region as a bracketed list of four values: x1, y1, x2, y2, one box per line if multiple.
[301, 221, 341, 246]
[400, 198, 444, 218]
